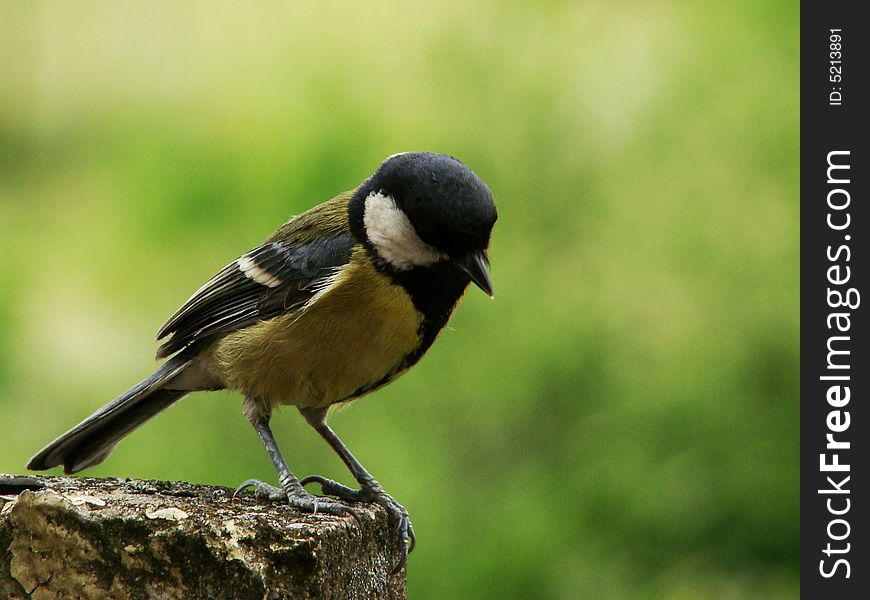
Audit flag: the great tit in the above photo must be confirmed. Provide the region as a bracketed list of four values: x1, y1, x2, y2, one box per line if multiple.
[27, 151, 497, 572]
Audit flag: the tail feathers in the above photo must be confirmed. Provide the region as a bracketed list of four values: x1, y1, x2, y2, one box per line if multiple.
[27, 354, 193, 474]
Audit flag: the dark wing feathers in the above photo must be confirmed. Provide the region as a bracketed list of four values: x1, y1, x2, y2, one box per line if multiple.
[155, 198, 355, 359]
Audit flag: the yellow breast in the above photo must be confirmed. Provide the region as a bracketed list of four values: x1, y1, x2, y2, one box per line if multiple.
[206, 248, 422, 409]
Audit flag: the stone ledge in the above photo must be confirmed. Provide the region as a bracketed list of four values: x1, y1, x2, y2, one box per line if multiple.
[0, 475, 406, 600]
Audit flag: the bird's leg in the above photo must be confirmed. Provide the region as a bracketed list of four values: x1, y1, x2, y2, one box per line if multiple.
[298, 407, 415, 572]
[235, 398, 350, 516]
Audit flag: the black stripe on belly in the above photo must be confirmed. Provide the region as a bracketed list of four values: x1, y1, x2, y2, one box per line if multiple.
[346, 262, 470, 400]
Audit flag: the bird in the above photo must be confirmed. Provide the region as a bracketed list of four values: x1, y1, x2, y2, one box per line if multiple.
[26, 151, 498, 572]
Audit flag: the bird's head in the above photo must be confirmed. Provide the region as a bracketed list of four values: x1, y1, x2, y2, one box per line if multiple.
[350, 152, 498, 296]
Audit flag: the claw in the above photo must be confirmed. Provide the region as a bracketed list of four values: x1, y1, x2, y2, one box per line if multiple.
[234, 479, 287, 501]
[234, 478, 352, 516]
[408, 524, 417, 554]
[300, 474, 414, 573]
[387, 504, 413, 574]
[237, 479, 260, 491]
[240, 475, 411, 570]
[233, 479, 262, 498]
[391, 545, 408, 574]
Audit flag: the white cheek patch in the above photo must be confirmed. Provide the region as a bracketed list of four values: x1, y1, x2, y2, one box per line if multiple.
[237, 255, 282, 288]
[363, 192, 445, 270]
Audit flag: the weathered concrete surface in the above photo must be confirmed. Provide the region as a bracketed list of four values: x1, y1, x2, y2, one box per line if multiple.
[0, 475, 406, 600]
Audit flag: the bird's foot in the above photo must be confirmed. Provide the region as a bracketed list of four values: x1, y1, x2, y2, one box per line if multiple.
[301, 475, 415, 573]
[234, 478, 352, 517]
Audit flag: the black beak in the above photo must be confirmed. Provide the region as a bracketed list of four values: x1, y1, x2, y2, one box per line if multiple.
[455, 251, 494, 297]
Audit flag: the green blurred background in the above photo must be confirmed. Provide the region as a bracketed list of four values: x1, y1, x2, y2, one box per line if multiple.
[0, 1, 798, 598]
